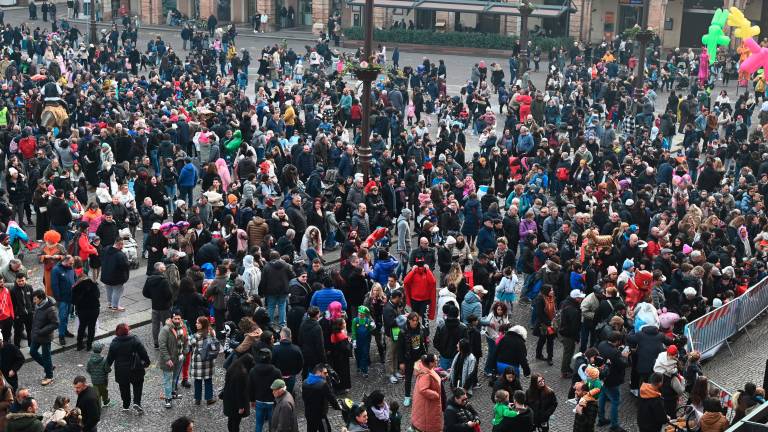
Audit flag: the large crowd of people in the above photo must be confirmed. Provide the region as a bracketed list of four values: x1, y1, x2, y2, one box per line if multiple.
[0, 7, 765, 432]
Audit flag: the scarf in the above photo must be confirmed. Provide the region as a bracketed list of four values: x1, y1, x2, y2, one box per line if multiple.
[371, 404, 390, 421]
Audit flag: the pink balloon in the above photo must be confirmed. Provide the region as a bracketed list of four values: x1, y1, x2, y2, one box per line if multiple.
[739, 37, 768, 74]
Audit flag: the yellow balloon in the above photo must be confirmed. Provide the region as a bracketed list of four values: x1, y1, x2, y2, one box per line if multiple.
[728, 6, 761, 39]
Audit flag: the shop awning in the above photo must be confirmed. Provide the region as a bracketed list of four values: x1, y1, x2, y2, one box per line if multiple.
[345, 0, 571, 17]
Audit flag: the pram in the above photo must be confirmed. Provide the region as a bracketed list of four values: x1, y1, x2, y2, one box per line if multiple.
[118, 228, 140, 269]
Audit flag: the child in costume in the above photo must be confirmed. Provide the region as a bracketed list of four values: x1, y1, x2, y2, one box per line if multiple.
[575, 366, 603, 413]
[351, 305, 376, 377]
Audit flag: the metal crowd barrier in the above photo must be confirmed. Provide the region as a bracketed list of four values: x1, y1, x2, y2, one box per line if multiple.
[685, 276, 768, 360]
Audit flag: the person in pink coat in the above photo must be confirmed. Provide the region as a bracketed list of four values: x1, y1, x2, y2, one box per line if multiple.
[699, 50, 710, 86]
[215, 158, 232, 192]
[410, 354, 444, 432]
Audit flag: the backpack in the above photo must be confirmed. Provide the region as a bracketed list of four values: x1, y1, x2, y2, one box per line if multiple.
[67, 232, 81, 257]
[199, 337, 221, 362]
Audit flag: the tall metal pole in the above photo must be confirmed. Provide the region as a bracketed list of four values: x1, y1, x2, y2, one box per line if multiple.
[518, 1, 533, 76]
[357, 0, 374, 182]
[89, 0, 97, 44]
[632, 0, 653, 138]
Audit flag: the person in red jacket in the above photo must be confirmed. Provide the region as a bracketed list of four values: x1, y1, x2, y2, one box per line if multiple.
[403, 258, 437, 321]
[73, 222, 99, 275]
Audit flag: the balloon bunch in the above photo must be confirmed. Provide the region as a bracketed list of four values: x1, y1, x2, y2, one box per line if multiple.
[701, 8, 730, 64]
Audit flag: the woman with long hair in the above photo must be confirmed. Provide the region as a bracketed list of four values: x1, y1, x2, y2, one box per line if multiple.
[328, 317, 352, 393]
[222, 353, 256, 432]
[300, 226, 324, 264]
[689, 375, 710, 414]
[189, 316, 217, 406]
[398, 312, 428, 407]
[484, 302, 511, 377]
[533, 285, 557, 365]
[525, 373, 558, 432]
[449, 338, 477, 395]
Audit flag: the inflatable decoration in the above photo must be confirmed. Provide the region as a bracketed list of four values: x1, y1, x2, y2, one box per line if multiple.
[633, 302, 660, 332]
[701, 8, 730, 63]
[728, 7, 760, 39]
[739, 37, 768, 74]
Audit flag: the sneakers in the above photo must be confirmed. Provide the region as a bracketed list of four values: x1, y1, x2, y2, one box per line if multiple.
[172, 392, 182, 400]
[102, 400, 115, 408]
[389, 375, 398, 384]
[403, 397, 412, 407]
[164, 400, 172, 409]
[122, 407, 131, 412]
[133, 404, 144, 415]
[206, 399, 217, 405]
[40, 378, 53, 386]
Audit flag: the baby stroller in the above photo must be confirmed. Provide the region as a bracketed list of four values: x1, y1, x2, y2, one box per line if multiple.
[118, 228, 140, 269]
[665, 405, 700, 432]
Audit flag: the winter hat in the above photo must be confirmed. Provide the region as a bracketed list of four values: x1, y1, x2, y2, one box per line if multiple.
[92, 342, 104, 353]
[607, 266, 618, 275]
[357, 305, 370, 316]
[713, 298, 723, 308]
[622, 259, 634, 271]
[683, 287, 698, 297]
[666, 345, 678, 357]
[682, 244, 693, 255]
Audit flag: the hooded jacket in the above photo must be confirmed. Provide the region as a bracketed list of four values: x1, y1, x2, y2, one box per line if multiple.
[31, 296, 58, 344]
[247, 216, 269, 249]
[637, 383, 669, 432]
[241, 255, 262, 297]
[100, 245, 130, 286]
[627, 325, 667, 374]
[403, 265, 437, 319]
[495, 326, 531, 376]
[368, 257, 399, 286]
[434, 317, 468, 359]
[411, 361, 443, 432]
[700, 411, 729, 432]
[460, 291, 483, 323]
[396, 209, 412, 255]
[301, 373, 341, 421]
[259, 258, 295, 297]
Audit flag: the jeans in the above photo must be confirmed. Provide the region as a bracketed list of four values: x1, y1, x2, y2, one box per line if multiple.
[484, 335, 498, 374]
[254, 401, 274, 432]
[105, 284, 125, 308]
[150, 149, 160, 175]
[29, 340, 53, 378]
[179, 186, 194, 207]
[163, 363, 183, 399]
[354, 333, 371, 373]
[598, 384, 621, 428]
[194, 377, 213, 401]
[165, 185, 177, 213]
[579, 319, 595, 352]
[151, 310, 171, 346]
[265, 295, 288, 327]
[58, 302, 70, 337]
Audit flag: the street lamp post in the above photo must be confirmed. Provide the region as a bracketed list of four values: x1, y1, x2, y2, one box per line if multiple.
[631, 0, 653, 129]
[89, 0, 97, 44]
[355, 0, 375, 182]
[518, 0, 534, 76]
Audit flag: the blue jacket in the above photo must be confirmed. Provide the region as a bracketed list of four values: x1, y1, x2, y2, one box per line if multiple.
[461, 291, 483, 323]
[368, 257, 399, 286]
[178, 162, 198, 188]
[476, 226, 497, 255]
[338, 153, 355, 179]
[309, 287, 347, 313]
[51, 263, 75, 303]
[516, 133, 535, 155]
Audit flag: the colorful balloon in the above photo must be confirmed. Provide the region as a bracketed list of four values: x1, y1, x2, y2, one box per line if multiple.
[701, 9, 730, 63]
[739, 37, 768, 75]
[727, 6, 760, 39]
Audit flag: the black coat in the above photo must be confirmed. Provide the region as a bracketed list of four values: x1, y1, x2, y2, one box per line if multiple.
[247, 362, 282, 403]
[100, 246, 130, 286]
[259, 259, 294, 296]
[31, 297, 59, 344]
[637, 386, 669, 432]
[298, 318, 326, 374]
[71, 277, 100, 315]
[597, 340, 627, 387]
[106, 334, 150, 382]
[175, 291, 208, 324]
[493, 406, 534, 432]
[558, 298, 582, 339]
[222, 358, 252, 418]
[526, 389, 558, 425]
[627, 326, 667, 374]
[443, 400, 479, 432]
[272, 340, 303, 376]
[301, 373, 340, 422]
[0, 343, 24, 378]
[196, 240, 222, 266]
[495, 329, 531, 376]
[142, 273, 173, 311]
[75, 386, 101, 432]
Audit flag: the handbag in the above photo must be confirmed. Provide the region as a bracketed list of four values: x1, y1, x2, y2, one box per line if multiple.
[130, 351, 143, 371]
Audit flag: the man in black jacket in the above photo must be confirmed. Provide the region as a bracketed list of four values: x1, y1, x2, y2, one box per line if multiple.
[444, 388, 480, 432]
[142, 262, 172, 349]
[30, 290, 58, 385]
[433, 305, 468, 370]
[101, 239, 130, 311]
[0, 333, 24, 391]
[597, 332, 629, 432]
[47, 190, 71, 245]
[382, 291, 404, 384]
[298, 307, 326, 379]
[247, 348, 282, 432]
[9, 273, 33, 349]
[559, 290, 583, 378]
[259, 251, 295, 328]
[573, 381, 598, 432]
[637, 373, 669, 432]
[302, 363, 341, 432]
[74, 375, 101, 432]
[271, 327, 303, 395]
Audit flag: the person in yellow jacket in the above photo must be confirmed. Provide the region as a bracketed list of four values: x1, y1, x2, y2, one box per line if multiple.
[283, 100, 296, 135]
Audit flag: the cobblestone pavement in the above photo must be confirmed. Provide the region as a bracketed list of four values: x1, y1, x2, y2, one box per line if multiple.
[18, 295, 768, 432]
